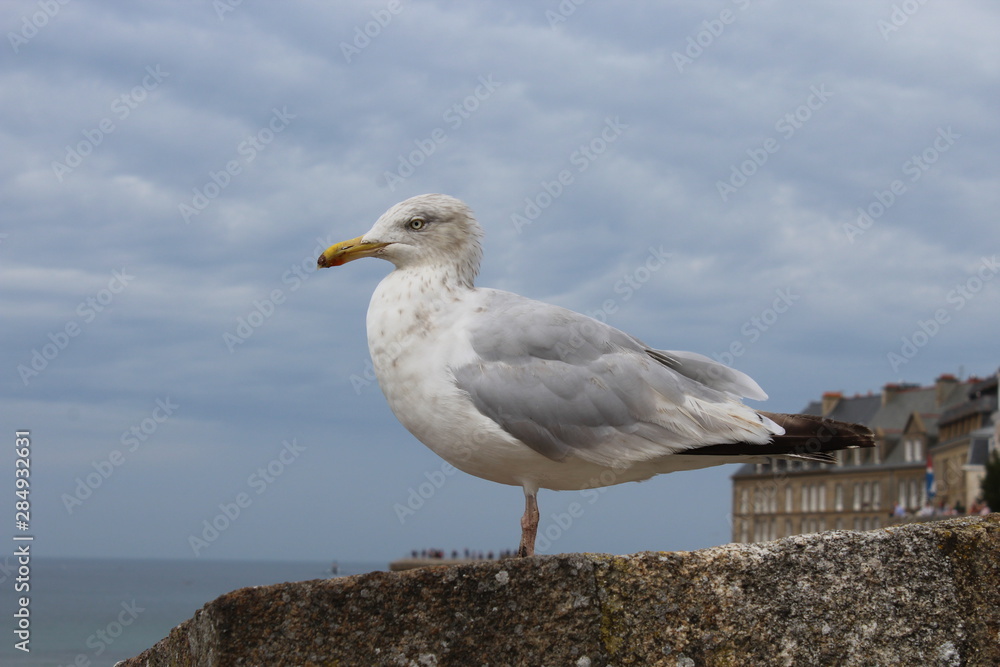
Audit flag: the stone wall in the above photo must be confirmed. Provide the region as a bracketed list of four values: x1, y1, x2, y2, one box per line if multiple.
[123, 515, 999, 666]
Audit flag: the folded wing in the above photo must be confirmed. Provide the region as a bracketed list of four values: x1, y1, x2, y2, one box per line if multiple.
[451, 291, 792, 469]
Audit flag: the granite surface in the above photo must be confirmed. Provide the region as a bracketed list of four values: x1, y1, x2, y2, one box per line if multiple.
[121, 514, 999, 666]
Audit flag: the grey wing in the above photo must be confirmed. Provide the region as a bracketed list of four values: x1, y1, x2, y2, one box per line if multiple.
[645, 349, 768, 401]
[450, 291, 779, 468]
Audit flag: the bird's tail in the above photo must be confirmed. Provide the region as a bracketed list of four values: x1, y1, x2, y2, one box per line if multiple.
[687, 412, 875, 463]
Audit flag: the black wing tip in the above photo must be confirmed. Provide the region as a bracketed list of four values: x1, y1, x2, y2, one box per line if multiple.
[687, 413, 875, 459]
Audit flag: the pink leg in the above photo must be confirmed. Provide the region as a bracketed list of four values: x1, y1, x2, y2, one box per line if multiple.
[518, 487, 539, 557]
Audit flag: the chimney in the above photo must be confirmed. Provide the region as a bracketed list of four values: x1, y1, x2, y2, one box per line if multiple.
[935, 373, 958, 407]
[882, 383, 901, 407]
[821, 391, 842, 417]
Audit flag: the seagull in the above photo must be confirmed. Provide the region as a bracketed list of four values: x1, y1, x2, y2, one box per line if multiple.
[317, 194, 873, 557]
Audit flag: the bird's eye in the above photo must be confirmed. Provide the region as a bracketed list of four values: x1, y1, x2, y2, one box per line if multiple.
[408, 217, 426, 231]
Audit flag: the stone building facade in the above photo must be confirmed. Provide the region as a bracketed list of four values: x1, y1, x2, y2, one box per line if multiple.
[731, 371, 997, 543]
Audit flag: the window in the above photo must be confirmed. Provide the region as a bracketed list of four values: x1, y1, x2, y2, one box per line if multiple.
[835, 484, 844, 511]
[785, 486, 793, 514]
[898, 481, 906, 508]
[862, 482, 872, 509]
[904, 439, 923, 463]
[755, 518, 772, 542]
[908, 480, 921, 510]
[872, 482, 881, 510]
[819, 485, 827, 512]
[784, 519, 793, 537]
[853, 483, 862, 511]
[755, 487, 778, 515]
[740, 489, 749, 514]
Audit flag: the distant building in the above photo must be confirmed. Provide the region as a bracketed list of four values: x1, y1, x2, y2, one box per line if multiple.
[931, 374, 998, 511]
[731, 371, 998, 543]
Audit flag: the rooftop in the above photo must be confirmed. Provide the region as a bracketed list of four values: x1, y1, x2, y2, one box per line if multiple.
[732, 371, 997, 478]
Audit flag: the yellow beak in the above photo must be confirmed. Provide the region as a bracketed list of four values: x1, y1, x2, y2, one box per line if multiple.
[317, 236, 390, 268]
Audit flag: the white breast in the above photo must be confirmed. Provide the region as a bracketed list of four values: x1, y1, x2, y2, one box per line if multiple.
[364, 271, 523, 482]
[363, 269, 701, 491]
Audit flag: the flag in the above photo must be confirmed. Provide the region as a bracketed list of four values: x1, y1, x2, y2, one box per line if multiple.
[925, 453, 936, 500]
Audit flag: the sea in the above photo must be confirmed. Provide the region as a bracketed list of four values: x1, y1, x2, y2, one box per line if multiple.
[0, 557, 387, 667]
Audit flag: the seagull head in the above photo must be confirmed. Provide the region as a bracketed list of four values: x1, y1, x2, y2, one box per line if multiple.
[318, 194, 484, 286]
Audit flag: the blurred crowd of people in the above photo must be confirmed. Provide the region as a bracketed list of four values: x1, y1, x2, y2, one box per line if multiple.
[410, 548, 517, 560]
[892, 498, 991, 518]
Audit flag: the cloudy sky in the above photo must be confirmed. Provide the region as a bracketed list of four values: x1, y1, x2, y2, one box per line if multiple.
[2, 1, 998, 564]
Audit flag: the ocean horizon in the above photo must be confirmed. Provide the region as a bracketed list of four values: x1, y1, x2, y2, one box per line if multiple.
[1, 557, 388, 667]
